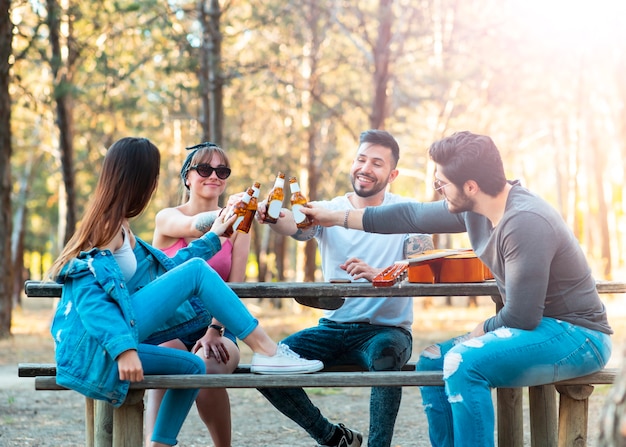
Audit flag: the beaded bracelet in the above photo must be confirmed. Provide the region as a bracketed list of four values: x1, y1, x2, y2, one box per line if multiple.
[343, 209, 350, 229]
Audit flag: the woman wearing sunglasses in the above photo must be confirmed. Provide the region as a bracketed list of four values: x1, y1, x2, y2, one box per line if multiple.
[148, 142, 249, 447]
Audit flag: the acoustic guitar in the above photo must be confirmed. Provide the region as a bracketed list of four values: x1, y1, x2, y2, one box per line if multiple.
[372, 249, 493, 287]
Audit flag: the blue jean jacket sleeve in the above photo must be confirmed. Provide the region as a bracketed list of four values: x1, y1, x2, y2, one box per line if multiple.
[170, 231, 222, 264]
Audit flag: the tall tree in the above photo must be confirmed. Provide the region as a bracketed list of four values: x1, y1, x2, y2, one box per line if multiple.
[0, 0, 14, 337]
[47, 0, 78, 243]
[369, 0, 393, 129]
[198, 0, 224, 145]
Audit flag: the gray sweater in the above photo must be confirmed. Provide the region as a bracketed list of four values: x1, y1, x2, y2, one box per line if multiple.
[363, 182, 612, 335]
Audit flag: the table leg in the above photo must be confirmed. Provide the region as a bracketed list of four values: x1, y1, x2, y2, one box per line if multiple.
[497, 387, 524, 447]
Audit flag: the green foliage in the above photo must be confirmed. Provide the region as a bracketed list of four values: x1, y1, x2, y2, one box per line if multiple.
[8, 0, 626, 282]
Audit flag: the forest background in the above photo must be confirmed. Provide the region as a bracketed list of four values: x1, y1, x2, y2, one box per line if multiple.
[0, 0, 625, 337]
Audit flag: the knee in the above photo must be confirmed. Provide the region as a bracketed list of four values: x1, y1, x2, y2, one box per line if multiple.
[187, 257, 220, 279]
[416, 343, 443, 371]
[202, 347, 239, 374]
[371, 345, 408, 371]
[187, 354, 206, 375]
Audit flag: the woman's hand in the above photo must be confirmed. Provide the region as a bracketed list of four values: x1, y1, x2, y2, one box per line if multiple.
[193, 329, 230, 363]
[225, 192, 245, 208]
[209, 208, 237, 237]
[117, 349, 144, 382]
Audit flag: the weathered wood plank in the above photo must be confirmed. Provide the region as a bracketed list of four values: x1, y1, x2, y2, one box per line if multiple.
[556, 384, 595, 447]
[497, 388, 524, 447]
[32, 368, 617, 391]
[529, 385, 558, 447]
[35, 371, 446, 391]
[18, 362, 417, 377]
[24, 279, 626, 299]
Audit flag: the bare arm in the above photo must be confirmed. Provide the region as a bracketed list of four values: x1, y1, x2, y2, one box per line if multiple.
[300, 204, 365, 230]
[228, 231, 251, 282]
[256, 201, 317, 241]
[153, 207, 220, 248]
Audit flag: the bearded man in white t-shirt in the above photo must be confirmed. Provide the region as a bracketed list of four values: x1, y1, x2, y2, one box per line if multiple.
[256, 129, 433, 447]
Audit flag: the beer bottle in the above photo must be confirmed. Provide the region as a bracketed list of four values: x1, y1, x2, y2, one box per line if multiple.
[289, 176, 313, 228]
[237, 184, 259, 234]
[264, 172, 285, 224]
[223, 188, 254, 236]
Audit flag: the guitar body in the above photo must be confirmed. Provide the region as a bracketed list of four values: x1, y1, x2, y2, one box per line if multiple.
[373, 249, 493, 287]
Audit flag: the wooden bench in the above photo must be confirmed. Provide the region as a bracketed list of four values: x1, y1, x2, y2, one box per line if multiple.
[22, 279, 626, 447]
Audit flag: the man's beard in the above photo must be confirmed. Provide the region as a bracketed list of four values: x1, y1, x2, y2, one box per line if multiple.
[446, 191, 474, 214]
[351, 175, 387, 198]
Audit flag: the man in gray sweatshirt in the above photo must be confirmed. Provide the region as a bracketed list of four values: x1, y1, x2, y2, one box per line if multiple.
[302, 130, 612, 447]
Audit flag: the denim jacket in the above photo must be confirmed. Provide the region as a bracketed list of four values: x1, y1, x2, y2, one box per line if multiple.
[51, 231, 222, 407]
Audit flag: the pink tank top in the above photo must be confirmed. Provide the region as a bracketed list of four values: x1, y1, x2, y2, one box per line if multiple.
[162, 238, 233, 281]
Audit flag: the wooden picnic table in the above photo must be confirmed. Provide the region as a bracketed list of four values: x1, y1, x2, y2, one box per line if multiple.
[23, 279, 626, 447]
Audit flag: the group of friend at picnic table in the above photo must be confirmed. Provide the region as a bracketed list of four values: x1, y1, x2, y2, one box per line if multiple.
[47, 129, 612, 447]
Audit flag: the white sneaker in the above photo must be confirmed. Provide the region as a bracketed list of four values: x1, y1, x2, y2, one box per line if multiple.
[251, 343, 324, 374]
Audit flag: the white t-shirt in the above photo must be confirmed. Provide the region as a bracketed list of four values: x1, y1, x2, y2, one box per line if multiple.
[312, 192, 414, 331]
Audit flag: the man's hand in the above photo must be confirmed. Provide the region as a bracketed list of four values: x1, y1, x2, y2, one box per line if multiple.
[255, 200, 285, 224]
[117, 349, 144, 382]
[469, 321, 486, 339]
[341, 257, 383, 282]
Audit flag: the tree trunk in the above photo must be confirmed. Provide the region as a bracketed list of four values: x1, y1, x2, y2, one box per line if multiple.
[590, 132, 612, 278]
[369, 0, 393, 129]
[47, 0, 77, 244]
[0, 0, 14, 338]
[199, 0, 223, 145]
[11, 151, 40, 306]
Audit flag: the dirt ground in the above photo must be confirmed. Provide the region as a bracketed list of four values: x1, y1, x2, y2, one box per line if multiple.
[1, 293, 625, 447]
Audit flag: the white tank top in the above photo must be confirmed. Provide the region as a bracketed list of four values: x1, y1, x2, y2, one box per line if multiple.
[113, 227, 137, 282]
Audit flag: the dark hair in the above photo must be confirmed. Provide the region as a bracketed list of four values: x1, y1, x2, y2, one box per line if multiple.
[428, 131, 506, 197]
[49, 137, 160, 278]
[103, 137, 161, 218]
[359, 130, 400, 167]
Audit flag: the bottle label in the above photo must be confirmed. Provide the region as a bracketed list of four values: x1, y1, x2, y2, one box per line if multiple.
[267, 200, 283, 219]
[233, 215, 245, 231]
[292, 204, 306, 224]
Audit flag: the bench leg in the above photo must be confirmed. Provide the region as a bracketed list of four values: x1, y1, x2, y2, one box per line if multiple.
[529, 384, 558, 447]
[86, 398, 94, 447]
[112, 389, 145, 446]
[94, 399, 113, 447]
[497, 387, 524, 447]
[556, 384, 594, 447]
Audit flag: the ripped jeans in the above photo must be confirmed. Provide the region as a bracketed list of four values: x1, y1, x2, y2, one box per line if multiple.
[259, 319, 412, 447]
[415, 318, 611, 447]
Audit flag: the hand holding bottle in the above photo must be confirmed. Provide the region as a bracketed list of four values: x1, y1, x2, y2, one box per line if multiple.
[256, 200, 286, 224]
[210, 208, 238, 237]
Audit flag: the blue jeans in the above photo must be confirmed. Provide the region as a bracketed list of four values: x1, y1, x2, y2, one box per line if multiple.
[259, 318, 412, 446]
[131, 258, 259, 445]
[416, 317, 612, 447]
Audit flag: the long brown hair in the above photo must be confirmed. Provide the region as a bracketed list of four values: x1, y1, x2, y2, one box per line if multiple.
[48, 137, 161, 278]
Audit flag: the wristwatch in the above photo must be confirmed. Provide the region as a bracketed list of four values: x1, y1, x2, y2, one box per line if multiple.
[209, 324, 224, 336]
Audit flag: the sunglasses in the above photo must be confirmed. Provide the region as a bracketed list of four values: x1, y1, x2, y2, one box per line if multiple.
[189, 164, 231, 180]
[433, 178, 451, 193]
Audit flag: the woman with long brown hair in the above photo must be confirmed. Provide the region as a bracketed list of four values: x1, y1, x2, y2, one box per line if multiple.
[48, 137, 323, 447]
